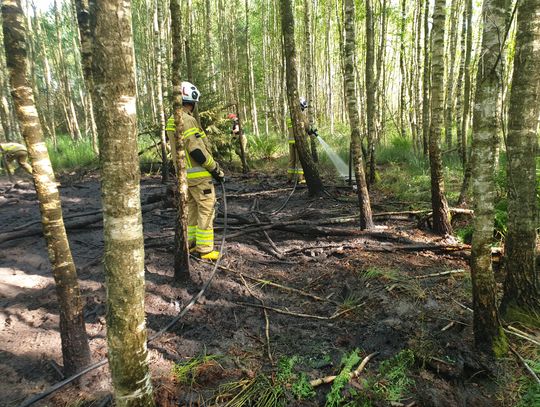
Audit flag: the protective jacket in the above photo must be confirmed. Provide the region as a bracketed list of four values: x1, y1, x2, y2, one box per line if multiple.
[166, 111, 218, 187]
[166, 111, 220, 255]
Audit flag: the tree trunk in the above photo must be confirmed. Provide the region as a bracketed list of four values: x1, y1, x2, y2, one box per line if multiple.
[171, 0, 190, 281]
[245, 0, 260, 138]
[500, 0, 540, 323]
[444, 0, 460, 149]
[74, 0, 98, 154]
[91, 0, 155, 404]
[281, 0, 323, 196]
[455, 2, 467, 161]
[303, 0, 318, 163]
[399, 0, 406, 138]
[366, 0, 377, 185]
[54, 0, 82, 141]
[343, 0, 374, 230]
[2, 0, 91, 376]
[470, 0, 511, 354]
[421, 0, 431, 156]
[154, 0, 169, 183]
[429, 0, 453, 236]
[461, 0, 473, 165]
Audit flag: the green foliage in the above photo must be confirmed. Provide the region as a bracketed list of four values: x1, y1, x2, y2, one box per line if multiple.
[325, 349, 361, 407]
[248, 132, 287, 160]
[46, 135, 97, 171]
[455, 225, 474, 244]
[172, 353, 220, 386]
[374, 349, 415, 402]
[291, 372, 316, 400]
[217, 355, 316, 406]
[517, 357, 540, 407]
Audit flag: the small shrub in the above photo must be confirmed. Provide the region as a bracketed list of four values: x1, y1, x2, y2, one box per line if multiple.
[325, 349, 361, 407]
[172, 353, 220, 386]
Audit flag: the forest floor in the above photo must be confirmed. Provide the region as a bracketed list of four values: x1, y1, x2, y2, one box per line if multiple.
[0, 168, 536, 407]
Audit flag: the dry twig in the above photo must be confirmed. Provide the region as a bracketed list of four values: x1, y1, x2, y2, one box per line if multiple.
[309, 352, 378, 387]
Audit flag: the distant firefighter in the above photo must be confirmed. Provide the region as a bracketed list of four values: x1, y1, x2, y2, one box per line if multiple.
[0, 142, 32, 175]
[228, 113, 247, 161]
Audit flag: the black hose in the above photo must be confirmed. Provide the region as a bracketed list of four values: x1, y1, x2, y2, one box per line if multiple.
[18, 181, 229, 407]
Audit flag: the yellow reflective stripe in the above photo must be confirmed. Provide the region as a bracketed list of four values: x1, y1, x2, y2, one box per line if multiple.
[204, 156, 215, 168]
[186, 167, 211, 179]
[289, 139, 296, 144]
[197, 229, 213, 236]
[166, 116, 175, 131]
[184, 149, 192, 168]
[182, 127, 204, 139]
[287, 169, 304, 174]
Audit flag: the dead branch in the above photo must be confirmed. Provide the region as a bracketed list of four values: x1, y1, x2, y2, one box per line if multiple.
[504, 326, 540, 347]
[310, 352, 378, 387]
[0, 201, 162, 244]
[415, 269, 467, 279]
[509, 345, 540, 385]
[238, 274, 273, 364]
[235, 301, 364, 320]
[216, 263, 331, 303]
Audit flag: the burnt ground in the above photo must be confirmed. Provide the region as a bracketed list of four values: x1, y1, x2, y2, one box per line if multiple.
[0, 169, 532, 406]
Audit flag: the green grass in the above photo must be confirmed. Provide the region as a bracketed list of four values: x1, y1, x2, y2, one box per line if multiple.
[171, 353, 220, 386]
[517, 356, 540, 407]
[326, 349, 361, 407]
[46, 134, 97, 171]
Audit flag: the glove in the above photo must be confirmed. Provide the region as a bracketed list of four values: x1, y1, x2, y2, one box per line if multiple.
[211, 167, 225, 183]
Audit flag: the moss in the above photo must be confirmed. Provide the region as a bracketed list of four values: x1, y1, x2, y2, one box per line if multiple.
[502, 303, 540, 329]
[492, 327, 509, 358]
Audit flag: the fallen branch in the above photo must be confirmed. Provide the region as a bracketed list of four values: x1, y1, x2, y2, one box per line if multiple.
[415, 269, 467, 279]
[0, 201, 163, 244]
[504, 326, 540, 347]
[310, 352, 378, 387]
[236, 301, 364, 321]
[216, 263, 331, 303]
[509, 345, 540, 385]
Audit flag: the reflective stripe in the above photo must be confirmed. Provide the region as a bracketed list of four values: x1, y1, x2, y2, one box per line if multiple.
[183, 127, 206, 139]
[288, 139, 296, 144]
[204, 156, 215, 167]
[187, 166, 211, 179]
[166, 116, 175, 131]
[196, 229, 214, 247]
[188, 225, 197, 240]
[287, 168, 304, 174]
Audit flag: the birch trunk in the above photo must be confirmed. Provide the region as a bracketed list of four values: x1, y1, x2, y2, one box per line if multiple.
[501, 0, 540, 322]
[2, 0, 91, 376]
[470, 0, 511, 354]
[91, 0, 155, 403]
[344, 0, 373, 230]
[171, 0, 190, 281]
[428, 0, 453, 235]
[281, 0, 323, 196]
[366, 0, 377, 185]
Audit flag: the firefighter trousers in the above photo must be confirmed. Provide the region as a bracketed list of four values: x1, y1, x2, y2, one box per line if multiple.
[187, 179, 216, 254]
[287, 144, 304, 182]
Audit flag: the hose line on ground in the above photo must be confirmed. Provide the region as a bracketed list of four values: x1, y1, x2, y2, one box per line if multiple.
[18, 181, 229, 407]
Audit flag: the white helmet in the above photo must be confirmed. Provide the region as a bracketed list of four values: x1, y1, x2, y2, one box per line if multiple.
[299, 97, 308, 110]
[181, 81, 200, 103]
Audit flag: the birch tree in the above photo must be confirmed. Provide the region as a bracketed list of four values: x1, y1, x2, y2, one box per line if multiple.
[428, 0, 453, 235]
[170, 0, 190, 280]
[501, 0, 540, 323]
[281, 0, 323, 196]
[469, 0, 511, 354]
[343, 0, 373, 230]
[91, 0, 155, 403]
[1, 0, 91, 376]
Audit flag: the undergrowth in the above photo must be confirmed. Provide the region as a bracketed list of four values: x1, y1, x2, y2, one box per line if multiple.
[172, 353, 220, 386]
[46, 134, 97, 171]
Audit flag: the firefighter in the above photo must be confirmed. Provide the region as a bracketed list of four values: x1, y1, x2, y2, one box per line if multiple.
[287, 97, 317, 183]
[0, 142, 32, 175]
[228, 113, 247, 162]
[166, 81, 224, 261]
